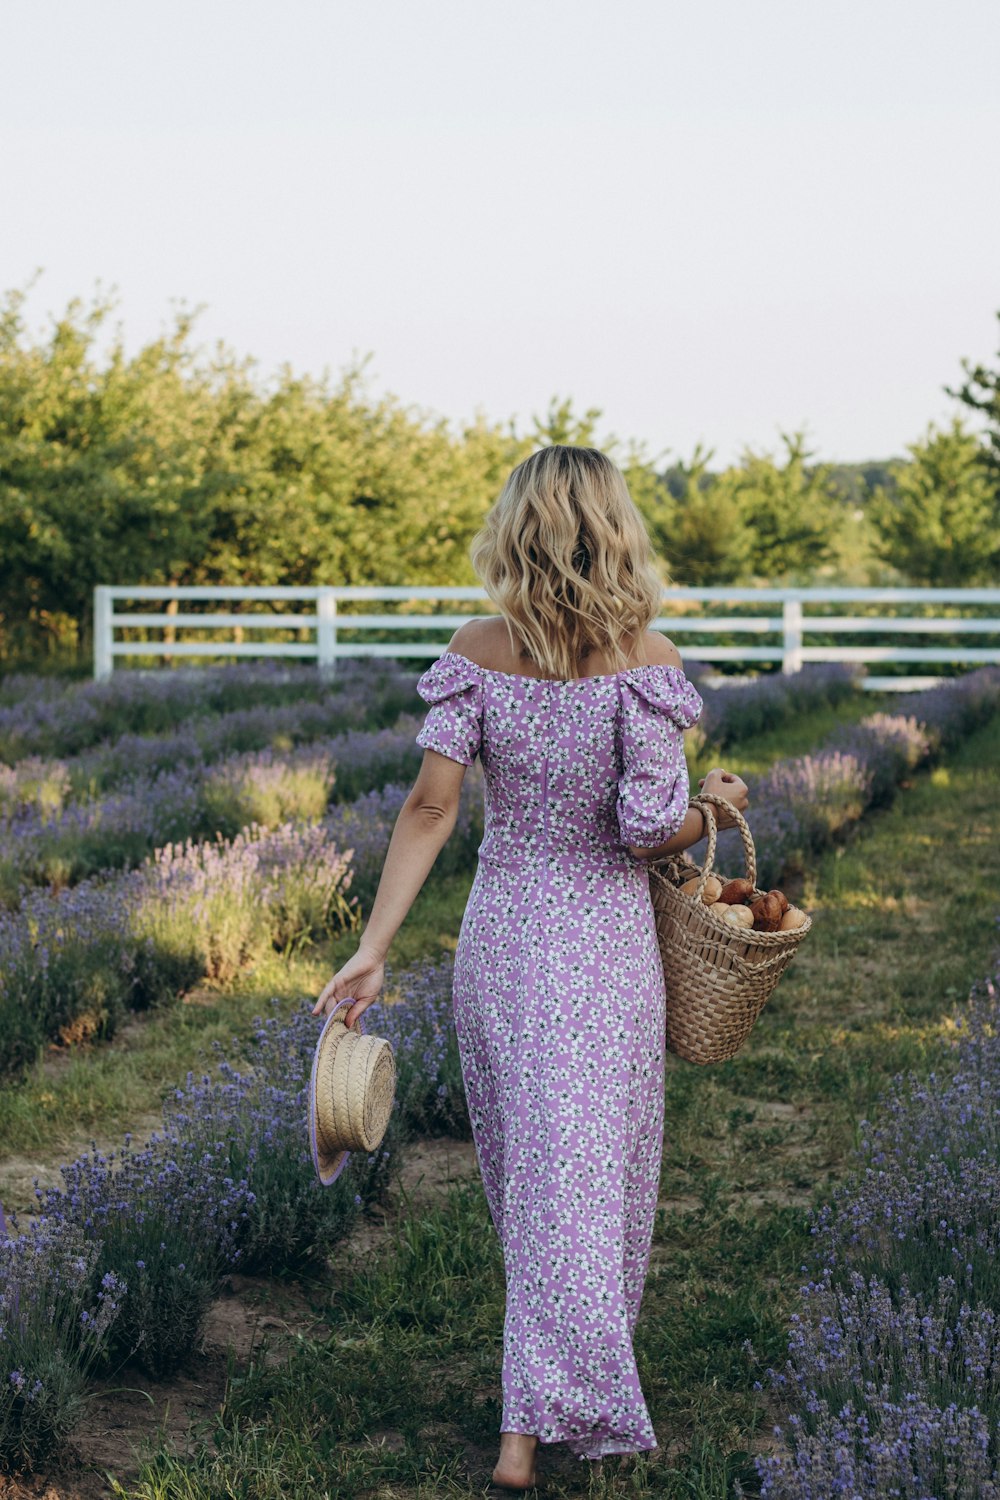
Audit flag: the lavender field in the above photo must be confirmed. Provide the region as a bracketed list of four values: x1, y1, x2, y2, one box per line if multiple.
[0, 659, 998, 1497]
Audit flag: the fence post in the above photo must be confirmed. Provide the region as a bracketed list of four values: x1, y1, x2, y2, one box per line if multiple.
[782, 598, 803, 674]
[94, 587, 113, 681]
[317, 590, 338, 677]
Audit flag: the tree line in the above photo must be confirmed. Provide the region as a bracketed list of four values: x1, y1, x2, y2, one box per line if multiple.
[1, 283, 998, 662]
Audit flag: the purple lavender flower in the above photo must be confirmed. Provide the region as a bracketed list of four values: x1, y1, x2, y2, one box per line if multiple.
[756, 949, 1000, 1498]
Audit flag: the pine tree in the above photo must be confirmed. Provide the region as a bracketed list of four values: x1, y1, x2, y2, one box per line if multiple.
[868, 418, 1000, 585]
[946, 309, 1000, 483]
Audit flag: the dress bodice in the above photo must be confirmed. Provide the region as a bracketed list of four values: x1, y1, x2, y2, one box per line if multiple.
[415, 651, 703, 870]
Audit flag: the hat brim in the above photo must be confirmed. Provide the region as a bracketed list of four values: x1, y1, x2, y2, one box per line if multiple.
[309, 998, 367, 1187]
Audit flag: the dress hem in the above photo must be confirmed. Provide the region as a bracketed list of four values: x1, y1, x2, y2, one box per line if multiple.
[501, 1423, 659, 1461]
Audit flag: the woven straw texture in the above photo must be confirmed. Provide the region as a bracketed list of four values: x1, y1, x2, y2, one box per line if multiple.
[648, 793, 811, 1065]
[310, 1002, 396, 1185]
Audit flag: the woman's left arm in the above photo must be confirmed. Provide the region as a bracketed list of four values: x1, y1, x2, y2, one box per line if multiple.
[312, 748, 466, 1028]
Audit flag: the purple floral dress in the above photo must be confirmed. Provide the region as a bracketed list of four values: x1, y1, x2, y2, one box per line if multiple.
[414, 650, 703, 1461]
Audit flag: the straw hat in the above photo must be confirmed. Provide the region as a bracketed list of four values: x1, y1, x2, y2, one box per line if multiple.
[308, 999, 397, 1187]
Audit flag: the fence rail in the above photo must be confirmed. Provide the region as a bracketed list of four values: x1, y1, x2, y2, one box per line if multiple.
[93, 584, 1000, 689]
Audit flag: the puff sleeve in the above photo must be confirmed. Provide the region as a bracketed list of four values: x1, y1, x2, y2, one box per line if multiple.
[615, 664, 704, 848]
[414, 652, 485, 766]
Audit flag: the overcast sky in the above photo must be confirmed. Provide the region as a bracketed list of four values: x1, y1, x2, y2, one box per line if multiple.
[2, 0, 998, 468]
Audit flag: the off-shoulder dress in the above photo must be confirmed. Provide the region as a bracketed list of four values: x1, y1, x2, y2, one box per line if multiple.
[414, 650, 703, 1461]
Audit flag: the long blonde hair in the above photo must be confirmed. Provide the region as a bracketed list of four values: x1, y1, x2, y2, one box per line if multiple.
[470, 445, 664, 680]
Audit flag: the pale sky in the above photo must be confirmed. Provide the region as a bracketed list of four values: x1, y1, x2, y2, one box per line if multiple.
[2, 0, 998, 468]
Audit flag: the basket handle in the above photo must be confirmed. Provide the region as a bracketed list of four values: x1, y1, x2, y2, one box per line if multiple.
[686, 792, 757, 897]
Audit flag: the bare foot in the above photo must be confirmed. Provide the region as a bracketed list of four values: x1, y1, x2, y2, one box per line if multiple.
[492, 1431, 538, 1489]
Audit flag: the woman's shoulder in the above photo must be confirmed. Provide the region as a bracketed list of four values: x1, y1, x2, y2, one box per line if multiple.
[445, 617, 513, 672]
[416, 622, 496, 704]
[621, 633, 702, 727]
[631, 630, 683, 671]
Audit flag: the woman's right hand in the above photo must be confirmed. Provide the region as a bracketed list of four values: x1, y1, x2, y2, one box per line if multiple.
[697, 767, 750, 829]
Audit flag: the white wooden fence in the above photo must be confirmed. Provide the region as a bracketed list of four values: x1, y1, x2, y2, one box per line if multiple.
[93, 584, 1000, 690]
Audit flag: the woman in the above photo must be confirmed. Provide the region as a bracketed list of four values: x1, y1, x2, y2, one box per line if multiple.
[313, 445, 749, 1490]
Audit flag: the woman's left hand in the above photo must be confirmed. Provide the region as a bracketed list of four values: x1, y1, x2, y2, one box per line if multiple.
[311, 943, 385, 1030]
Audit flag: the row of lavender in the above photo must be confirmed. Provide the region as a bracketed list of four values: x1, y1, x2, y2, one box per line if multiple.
[0, 772, 484, 1077]
[747, 947, 1000, 1498]
[0, 657, 856, 768]
[0, 960, 464, 1469]
[0, 721, 427, 904]
[0, 663, 859, 1073]
[711, 668, 1000, 889]
[1, 670, 998, 1469]
[0, 659, 421, 762]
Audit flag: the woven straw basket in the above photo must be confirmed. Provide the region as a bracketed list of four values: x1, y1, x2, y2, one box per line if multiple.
[648, 792, 811, 1065]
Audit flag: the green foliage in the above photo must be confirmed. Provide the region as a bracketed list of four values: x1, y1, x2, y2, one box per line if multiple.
[868, 418, 1000, 585]
[530, 394, 603, 448]
[946, 306, 1000, 483]
[639, 432, 844, 585]
[0, 282, 529, 660]
[640, 443, 750, 585]
[712, 430, 843, 580]
[5, 278, 997, 668]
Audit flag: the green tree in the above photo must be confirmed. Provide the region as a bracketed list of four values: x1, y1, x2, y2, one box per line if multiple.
[868, 418, 1000, 585]
[0, 283, 234, 652]
[530, 396, 604, 449]
[637, 443, 751, 585]
[0, 282, 531, 657]
[712, 430, 842, 580]
[946, 308, 1000, 484]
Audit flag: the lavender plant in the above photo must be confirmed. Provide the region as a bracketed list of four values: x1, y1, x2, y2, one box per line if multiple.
[0, 768, 204, 903]
[690, 662, 862, 754]
[379, 958, 469, 1138]
[34, 1134, 251, 1380]
[0, 658, 421, 762]
[198, 747, 337, 838]
[0, 1209, 126, 1469]
[0, 877, 142, 1073]
[754, 955, 1000, 1498]
[0, 821, 356, 1077]
[712, 668, 1000, 888]
[754, 1394, 1000, 1499]
[768, 1271, 1000, 1425]
[0, 756, 71, 817]
[132, 822, 356, 987]
[162, 1006, 376, 1272]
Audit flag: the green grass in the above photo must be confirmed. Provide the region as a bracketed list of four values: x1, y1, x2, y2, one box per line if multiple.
[111, 716, 1000, 1498]
[689, 689, 881, 780]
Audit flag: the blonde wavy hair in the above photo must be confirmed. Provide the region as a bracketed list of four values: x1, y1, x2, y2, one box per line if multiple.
[470, 445, 665, 680]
